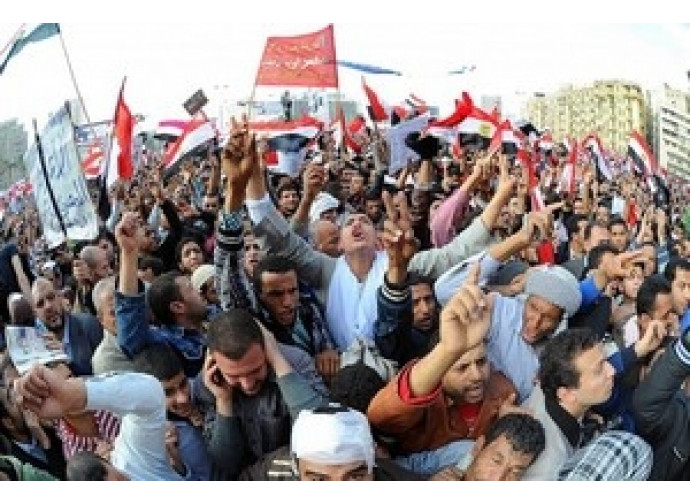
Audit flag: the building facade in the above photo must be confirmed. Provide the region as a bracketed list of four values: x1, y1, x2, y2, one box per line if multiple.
[0, 119, 28, 190]
[522, 80, 648, 154]
[651, 84, 690, 180]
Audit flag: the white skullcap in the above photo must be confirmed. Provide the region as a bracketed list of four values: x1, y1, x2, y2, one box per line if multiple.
[291, 406, 375, 474]
[308, 192, 340, 224]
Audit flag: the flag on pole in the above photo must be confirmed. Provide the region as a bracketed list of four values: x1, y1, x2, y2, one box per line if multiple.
[0, 23, 60, 75]
[102, 85, 134, 189]
[254, 24, 338, 88]
[627, 131, 656, 183]
[161, 115, 217, 181]
[249, 115, 322, 177]
[583, 133, 613, 181]
[424, 92, 474, 144]
[362, 77, 390, 122]
[154, 119, 189, 140]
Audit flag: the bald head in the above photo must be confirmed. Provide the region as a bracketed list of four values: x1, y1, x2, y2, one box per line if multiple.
[311, 219, 340, 258]
[80, 245, 111, 282]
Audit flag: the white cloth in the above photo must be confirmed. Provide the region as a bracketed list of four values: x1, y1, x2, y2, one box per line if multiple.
[85, 372, 183, 481]
[326, 251, 388, 351]
[291, 408, 375, 473]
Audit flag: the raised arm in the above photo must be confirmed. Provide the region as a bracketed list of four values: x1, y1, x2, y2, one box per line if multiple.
[290, 163, 326, 231]
[409, 155, 516, 280]
[114, 212, 155, 358]
[373, 191, 419, 363]
[214, 133, 255, 312]
[234, 116, 334, 290]
[430, 158, 481, 247]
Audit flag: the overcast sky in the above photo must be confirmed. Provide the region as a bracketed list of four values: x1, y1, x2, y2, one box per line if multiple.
[1, 3, 689, 132]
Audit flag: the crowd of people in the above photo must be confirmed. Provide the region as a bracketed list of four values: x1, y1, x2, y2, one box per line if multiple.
[0, 109, 689, 482]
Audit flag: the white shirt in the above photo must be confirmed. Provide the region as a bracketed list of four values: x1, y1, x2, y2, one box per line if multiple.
[85, 373, 183, 481]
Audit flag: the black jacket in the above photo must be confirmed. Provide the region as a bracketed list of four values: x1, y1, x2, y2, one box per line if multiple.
[632, 340, 690, 480]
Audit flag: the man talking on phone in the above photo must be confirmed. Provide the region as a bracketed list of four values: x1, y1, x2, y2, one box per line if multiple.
[200, 308, 329, 480]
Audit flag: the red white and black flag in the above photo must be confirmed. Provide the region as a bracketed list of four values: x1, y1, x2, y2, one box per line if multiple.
[627, 131, 656, 182]
[249, 115, 323, 177]
[583, 133, 613, 181]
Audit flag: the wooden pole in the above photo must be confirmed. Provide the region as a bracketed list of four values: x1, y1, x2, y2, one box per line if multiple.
[57, 27, 93, 125]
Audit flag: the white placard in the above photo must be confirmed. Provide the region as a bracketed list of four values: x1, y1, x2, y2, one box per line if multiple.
[24, 106, 99, 248]
[385, 114, 429, 175]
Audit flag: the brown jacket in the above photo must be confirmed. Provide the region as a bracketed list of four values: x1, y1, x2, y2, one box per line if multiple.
[367, 361, 516, 454]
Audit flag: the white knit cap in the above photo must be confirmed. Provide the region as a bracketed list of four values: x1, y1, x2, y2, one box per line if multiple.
[308, 192, 340, 224]
[524, 265, 582, 318]
[191, 264, 215, 292]
[291, 406, 375, 474]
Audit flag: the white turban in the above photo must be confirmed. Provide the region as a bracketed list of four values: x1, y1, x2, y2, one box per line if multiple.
[291, 406, 375, 474]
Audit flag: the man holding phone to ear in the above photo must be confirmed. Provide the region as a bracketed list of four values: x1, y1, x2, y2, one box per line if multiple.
[200, 308, 329, 480]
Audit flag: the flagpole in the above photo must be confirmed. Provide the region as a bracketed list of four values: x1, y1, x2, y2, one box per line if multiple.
[0, 23, 26, 57]
[57, 26, 93, 125]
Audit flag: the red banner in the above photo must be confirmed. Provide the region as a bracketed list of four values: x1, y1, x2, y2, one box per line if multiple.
[254, 24, 338, 88]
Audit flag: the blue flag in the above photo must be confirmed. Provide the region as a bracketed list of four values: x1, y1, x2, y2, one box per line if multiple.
[0, 23, 61, 75]
[337, 60, 402, 76]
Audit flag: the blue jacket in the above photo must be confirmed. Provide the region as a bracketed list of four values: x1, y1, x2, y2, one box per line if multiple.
[115, 289, 205, 377]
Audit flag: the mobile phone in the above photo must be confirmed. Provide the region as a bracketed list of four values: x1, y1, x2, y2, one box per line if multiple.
[211, 368, 225, 387]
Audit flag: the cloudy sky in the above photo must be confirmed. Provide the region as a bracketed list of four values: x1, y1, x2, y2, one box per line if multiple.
[1, 3, 689, 132]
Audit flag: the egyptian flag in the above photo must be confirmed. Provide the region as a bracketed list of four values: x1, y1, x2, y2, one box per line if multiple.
[627, 131, 656, 183]
[154, 119, 188, 140]
[424, 92, 474, 144]
[488, 119, 523, 156]
[362, 77, 390, 122]
[456, 104, 498, 151]
[583, 133, 613, 181]
[249, 115, 322, 177]
[160, 115, 217, 182]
